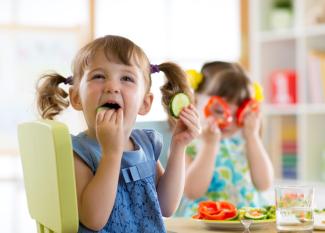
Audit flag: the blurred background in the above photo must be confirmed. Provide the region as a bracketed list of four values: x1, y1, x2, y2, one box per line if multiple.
[1, 0, 325, 232]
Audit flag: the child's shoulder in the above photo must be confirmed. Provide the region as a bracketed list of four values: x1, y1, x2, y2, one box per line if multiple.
[132, 128, 163, 161]
[132, 128, 162, 144]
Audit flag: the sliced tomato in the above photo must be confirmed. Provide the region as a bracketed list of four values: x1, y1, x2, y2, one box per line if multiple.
[204, 96, 232, 129]
[236, 99, 260, 127]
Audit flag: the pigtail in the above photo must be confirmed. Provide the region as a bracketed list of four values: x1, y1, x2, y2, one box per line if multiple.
[36, 73, 70, 120]
[158, 62, 194, 127]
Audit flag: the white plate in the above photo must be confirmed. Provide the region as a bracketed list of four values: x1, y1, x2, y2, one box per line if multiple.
[192, 219, 275, 231]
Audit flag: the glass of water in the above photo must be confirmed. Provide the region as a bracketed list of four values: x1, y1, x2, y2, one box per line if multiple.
[275, 185, 314, 232]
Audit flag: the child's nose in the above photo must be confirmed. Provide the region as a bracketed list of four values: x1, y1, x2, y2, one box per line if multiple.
[104, 80, 120, 93]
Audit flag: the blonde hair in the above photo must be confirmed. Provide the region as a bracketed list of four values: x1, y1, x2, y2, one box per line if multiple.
[36, 35, 192, 121]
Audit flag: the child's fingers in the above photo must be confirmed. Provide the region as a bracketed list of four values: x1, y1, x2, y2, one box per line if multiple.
[179, 113, 200, 135]
[102, 109, 114, 123]
[109, 109, 123, 126]
[110, 110, 117, 123]
[96, 108, 106, 123]
[116, 108, 123, 125]
[180, 109, 200, 131]
[182, 107, 200, 122]
[188, 104, 199, 118]
[210, 123, 221, 134]
[246, 111, 259, 123]
[207, 116, 219, 127]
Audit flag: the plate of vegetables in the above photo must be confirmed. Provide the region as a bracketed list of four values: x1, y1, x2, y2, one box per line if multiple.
[192, 200, 276, 230]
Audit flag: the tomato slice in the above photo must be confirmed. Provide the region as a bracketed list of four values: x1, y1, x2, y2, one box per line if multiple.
[204, 96, 232, 129]
[236, 99, 259, 127]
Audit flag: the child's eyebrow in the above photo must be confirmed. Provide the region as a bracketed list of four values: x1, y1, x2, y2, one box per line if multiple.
[120, 64, 137, 72]
[120, 67, 139, 76]
[88, 67, 106, 74]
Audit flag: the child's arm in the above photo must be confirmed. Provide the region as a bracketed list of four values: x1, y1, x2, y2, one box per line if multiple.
[184, 117, 221, 200]
[156, 105, 200, 217]
[243, 111, 274, 191]
[74, 108, 124, 230]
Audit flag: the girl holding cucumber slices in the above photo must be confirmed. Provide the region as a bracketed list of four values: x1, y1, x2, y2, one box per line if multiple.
[182, 61, 274, 217]
[36, 35, 200, 233]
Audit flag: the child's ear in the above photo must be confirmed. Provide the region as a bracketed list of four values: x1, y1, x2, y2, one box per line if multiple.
[69, 87, 83, 111]
[138, 92, 153, 115]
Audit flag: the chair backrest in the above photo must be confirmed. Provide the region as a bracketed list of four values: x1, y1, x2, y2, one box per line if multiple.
[17, 120, 78, 233]
[135, 120, 172, 168]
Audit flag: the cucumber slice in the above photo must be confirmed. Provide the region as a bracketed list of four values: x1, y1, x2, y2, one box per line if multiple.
[244, 208, 267, 220]
[170, 93, 191, 118]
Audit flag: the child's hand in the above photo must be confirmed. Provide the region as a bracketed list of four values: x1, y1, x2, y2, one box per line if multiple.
[172, 104, 201, 147]
[96, 108, 124, 156]
[201, 116, 222, 144]
[242, 111, 261, 139]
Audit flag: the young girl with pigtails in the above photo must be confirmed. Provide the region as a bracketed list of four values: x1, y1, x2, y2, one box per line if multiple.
[182, 61, 273, 217]
[36, 35, 200, 233]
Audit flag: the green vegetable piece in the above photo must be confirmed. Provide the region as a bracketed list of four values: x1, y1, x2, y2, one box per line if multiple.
[170, 93, 191, 118]
[244, 208, 267, 220]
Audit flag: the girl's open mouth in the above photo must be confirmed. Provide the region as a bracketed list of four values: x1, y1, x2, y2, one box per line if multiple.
[101, 102, 121, 110]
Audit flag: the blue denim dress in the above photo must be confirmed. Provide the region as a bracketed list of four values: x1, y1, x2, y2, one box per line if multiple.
[72, 129, 166, 233]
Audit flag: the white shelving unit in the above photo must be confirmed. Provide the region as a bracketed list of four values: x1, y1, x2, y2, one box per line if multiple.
[249, 0, 325, 181]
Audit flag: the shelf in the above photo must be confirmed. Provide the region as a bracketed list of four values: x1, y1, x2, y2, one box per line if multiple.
[257, 19, 325, 42]
[251, 0, 325, 181]
[263, 104, 325, 115]
[259, 29, 298, 43]
[304, 24, 325, 37]
[304, 104, 325, 114]
[263, 104, 299, 115]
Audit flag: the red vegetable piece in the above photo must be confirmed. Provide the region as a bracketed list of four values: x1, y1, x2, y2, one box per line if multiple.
[204, 96, 232, 129]
[236, 99, 259, 126]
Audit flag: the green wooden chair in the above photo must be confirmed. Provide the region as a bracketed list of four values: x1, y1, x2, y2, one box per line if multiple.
[17, 120, 79, 233]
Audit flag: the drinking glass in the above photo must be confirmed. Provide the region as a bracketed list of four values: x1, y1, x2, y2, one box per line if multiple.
[275, 185, 314, 232]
